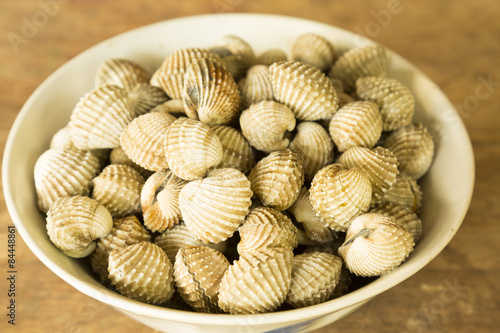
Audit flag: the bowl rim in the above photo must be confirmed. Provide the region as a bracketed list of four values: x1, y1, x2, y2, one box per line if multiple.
[2, 13, 475, 326]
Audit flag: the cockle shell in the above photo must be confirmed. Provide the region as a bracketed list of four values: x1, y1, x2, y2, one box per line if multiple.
[237, 207, 298, 255]
[211, 125, 255, 174]
[183, 58, 241, 125]
[339, 146, 399, 204]
[248, 149, 305, 211]
[329, 78, 344, 93]
[69, 85, 138, 149]
[285, 252, 343, 308]
[310, 164, 372, 231]
[179, 168, 253, 243]
[95, 58, 151, 91]
[90, 215, 151, 282]
[338, 91, 356, 107]
[164, 117, 223, 180]
[141, 170, 188, 232]
[151, 47, 221, 99]
[382, 172, 422, 213]
[383, 123, 434, 179]
[289, 122, 335, 179]
[46, 195, 113, 258]
[240, 101, 296, 153]
[50, 126, 76, 149]
[356, 76, 415, 131]
[109, 147, 152, 179]
[370, 202, 422, 243]
[91, 164, 145, 218]
[108, 242, 175, 304]
[328, 45, 387, 92]
[238, 65, 274, 109]
[154, 223, 227, 264]
[270, 60, 339, 120]
[288, 187, 336, 244]
[34, 148, 101, 212]
[291, 33, 336, 72]
[338, 213, 414, 277]
[218, 248, 293, 314]
[120, 111, 176, 171]
[173, 245, 230, 313]
[128, 83, 168, 115]
[256, 49, 288, 66]
[151, 99, 186, 115]
[329, 100, 382, 152]
[210, 35, 256, 80]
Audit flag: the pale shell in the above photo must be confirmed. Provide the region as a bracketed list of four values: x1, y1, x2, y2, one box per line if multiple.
[256, 49, 288, 66]
[34, 148, 101, 213]
[329, 100, 382, 152]
[164, 117, 223, 180]
[50, 126, 76, 149]
[95, 58, 151, 91]
[356, 76, 415, 131]
[91, 164, 145, 218]
[211, 125, 255, 174]
[338, 213, 414, 277]
[120, 111, 176, 171]
[382, 172, 422, 213]
[183, 58, 241, 126]
[240, 101, 296, 153]
[289, 122, 335, 179]
[237, 207, 298, 255]
[108, 242, 175, 304]
[270, 60, 339, 120]
[370, 202, 422, 243]
[383, 123, 434, 179]
[218, 248, 293, 314]
[310, 164, 372, 231]
[109, 147, 152, 179]
[46, 195, 113, 258]
[238, 65, 274, 109]
[339, 146, 399, 204]
[174, 245, 230, 313]
[128, 83, 169, 115]
[291, 33, 336, 72]
[151, 99, 185, 115]
[179, 168, 253, 243]
[285, 252, 343, 308]
[210, 35, 256, 80]
[248, 149, 305, 211]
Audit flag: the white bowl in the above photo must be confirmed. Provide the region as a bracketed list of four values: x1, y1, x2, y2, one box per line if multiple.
[2, 13, 474, 333]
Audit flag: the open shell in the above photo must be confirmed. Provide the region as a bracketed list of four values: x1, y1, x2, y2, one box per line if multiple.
[256, 49, 288, 66]
[382, 172, 422, 213]
[291, 33, 336, 72]
[211, 125, 255, 174]
[95, 58, 151, 91]
[370, 202, 422, 243]
[239, 65, 274, 109]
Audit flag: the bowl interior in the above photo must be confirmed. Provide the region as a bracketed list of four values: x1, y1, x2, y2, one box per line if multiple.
[2, 13, 474, 325]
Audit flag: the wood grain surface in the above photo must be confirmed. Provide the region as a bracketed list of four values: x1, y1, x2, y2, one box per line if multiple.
[0, 0, 499, 332]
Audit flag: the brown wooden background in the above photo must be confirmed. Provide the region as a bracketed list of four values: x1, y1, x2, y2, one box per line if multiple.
[1, 0, 499, 332]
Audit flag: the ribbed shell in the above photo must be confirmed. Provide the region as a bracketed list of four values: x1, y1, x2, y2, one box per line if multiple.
[289, 122, 335, 179]
[285, 252, 343, 308]
[329, 100, 382, 152]
[291, 33, 336, 72]
[338, 92, 356, 108]
[288, 187, 335, 244]
[382, 172, 422, 213]
[256, 49, 288, 66]
[310, 164, 372, 231]
[328, 45, 387, 92]
[141, 170, 188, 232]
[211, 35, 256, 80]
[152, 47, 220, 99]
[248, 149, 304, 211]
[69, 85, 137, 149]
[95, 58, 151, 91]
[174, 245, 230, 313]
[270, 60, 339, 120]
[46, 195, 113, 258]
[339, 146, 399, 204]
[183, 58, 241, 125]
[154, 223, 227, 264]
[239, 65, 274, 109]
[237, 207, 298, 255]
[240, 101, 296, 153]
[179, 168, 253, 243]
[218, 248, 293, 314]
[338, 213, 414, 277]
[151, 99, 185, 115]
[34, 148, 101, 213]
[356, 76, 415, 131]
[109, 147, 152, 179]
[50, 126, 75, 149]
[383, 123, 434, 179]
[120, 112, 176, 171]
[108, 242, 175, 304]
[128, 83, 168, 115]
[370, 202, 422, 243]
[164, 118, 223, 180]
[91, 164, 145, 218]
[211, 125, 255, 174]
[90, 215, 151, 282]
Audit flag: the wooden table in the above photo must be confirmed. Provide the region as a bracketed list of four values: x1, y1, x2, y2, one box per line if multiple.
[1, 0, 498, 332]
